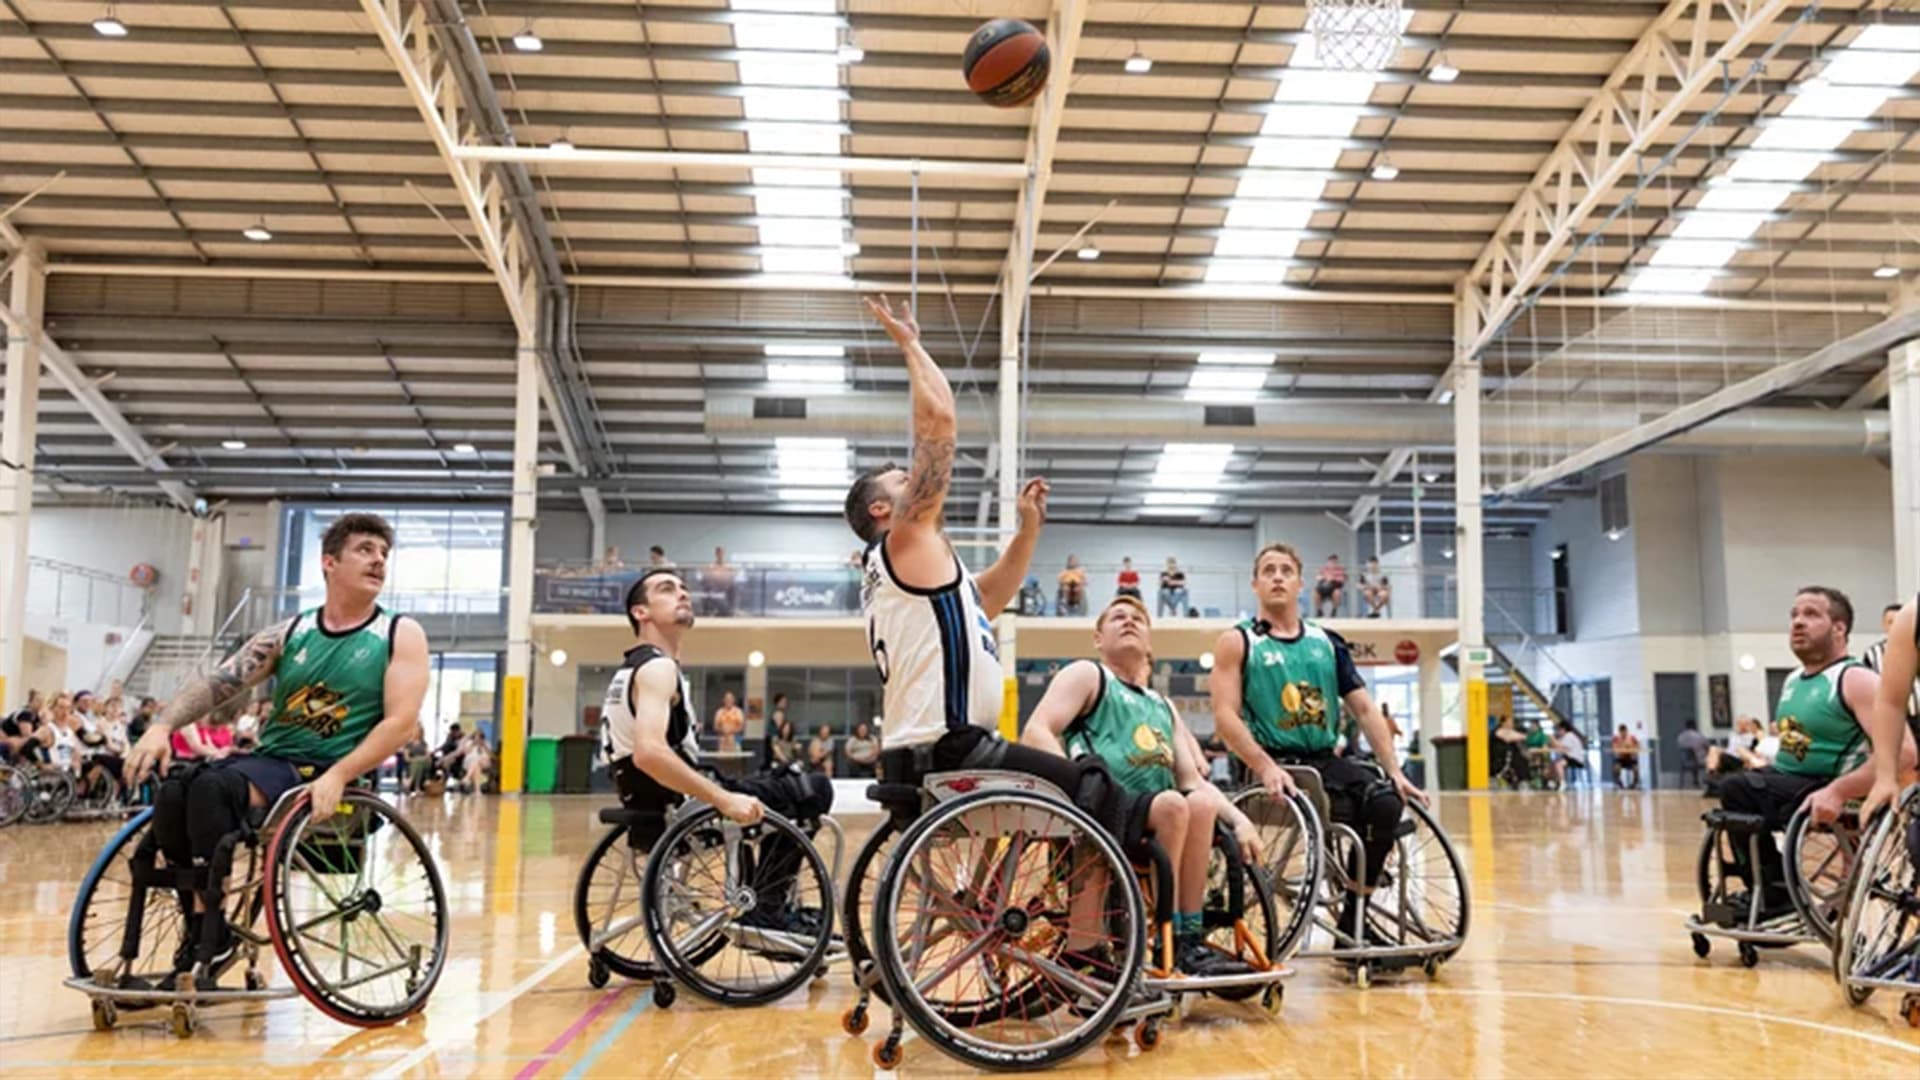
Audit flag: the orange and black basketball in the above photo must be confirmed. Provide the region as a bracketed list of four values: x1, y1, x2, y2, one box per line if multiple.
[962, 19, 1049, 108]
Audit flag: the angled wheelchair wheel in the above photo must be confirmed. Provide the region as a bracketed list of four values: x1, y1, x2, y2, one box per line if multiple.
[1367, 802, 1471, 964]
[1231, 787, 1322, 963]
[68, 809, 193, 985]
[264, 791, 449, 1027]
[1202, 838, 1281, 1001]
[872, 789, 1146, 1072]
[26, 767, 74, 823]
[1834, 786, 1920, 1008]
[0, 763, 30, 827]
[573, 824, 658, 982]
[641, 806, 836, 1006]
[842, 819, 895, 999]
[1784, 804, 1859, 948]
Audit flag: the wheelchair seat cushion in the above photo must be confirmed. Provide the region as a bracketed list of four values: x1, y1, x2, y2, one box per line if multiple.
[598, 807, 667, 829]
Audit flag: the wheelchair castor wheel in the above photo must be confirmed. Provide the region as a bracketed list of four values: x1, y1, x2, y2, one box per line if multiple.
[1738, 943, 1759, 968]
[91, 998, 118, 1031]
[1262, 985, 1284, 1015]
[1690, 933, 1710, 959]
[841, 1003, 869, 1036]
[588, 957, 610, 989]
[1134, 1018, 1162, 1052]
[651, 981, 676, 1009]
[1901, 994, 1920, 1029]
[1354, 963, 1371, 989]
[872, 1035, 904, 1069]
[170, 1002, 196, 1039]
[245, 969, 268, 992]
[1423, 955, 1441, 979]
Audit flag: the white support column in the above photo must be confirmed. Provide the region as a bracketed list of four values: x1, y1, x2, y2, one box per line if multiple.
[1454, 285, 1489, 790]
[581, 486, 607, 564]
[1417, 653, 1442, 792]
[501, 282, 540, 794]
[995, 175, 1031, 740]
[1890, 338, 1920, 600]
[0, 244, 45, 711]
[179, 514, 226, 637]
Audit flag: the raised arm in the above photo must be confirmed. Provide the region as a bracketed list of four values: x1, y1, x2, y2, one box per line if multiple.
[630, 661, 763, 825]
[124, 617, 292, 785]
[1208, 627, 1297, 799]
[1858, 624, 1920, 821]
[1020, 660, 1101, 757]
[975, 477, 1051, 618]
[305, 616, 431, 816]
[867, 295, 959, 583]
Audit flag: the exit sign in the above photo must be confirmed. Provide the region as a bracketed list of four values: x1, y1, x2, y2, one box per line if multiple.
[1464, 646, 1493, 666]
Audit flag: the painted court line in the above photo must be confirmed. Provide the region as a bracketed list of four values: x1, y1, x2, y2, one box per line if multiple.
[1386, 986, 1920, 1056]
[559, 991, 649, 1080]
[372, 944, 585, 1080]
[514, 987, 629, 1080]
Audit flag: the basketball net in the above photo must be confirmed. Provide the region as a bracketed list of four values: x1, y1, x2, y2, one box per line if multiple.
[1304, 0, 1404, 72]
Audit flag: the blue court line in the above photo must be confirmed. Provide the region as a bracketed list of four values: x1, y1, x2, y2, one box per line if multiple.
[558, 990, 650, 1080]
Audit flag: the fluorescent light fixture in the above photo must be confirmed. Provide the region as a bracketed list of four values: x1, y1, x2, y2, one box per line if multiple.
[1196, 351, 1277, 366]
[1428, 61, 1459, 83]
[1125, 51, 1153, 75]
[512, 27, 543, 52]
[1437, 389, 1454, 404]
[1875, 265, 1901, 279]
[1077, 246, 1101, 261]
[1441, 548, 1455, 559]
[550, 137, 575, 152]
[453, 442, 477, 453]
[93, 10, 128, 36]
[765, 344, 845, 358]
[756, 217, 847, 248]
[221, 439, 247, 450]
[767, 362, 848, 383]
[1143, 491, 1220, 506]
[837, 44, 865, 64]
[1187, 369, 1269, 393]
[760, 248, 845, 274]
[746, 123, 843, 156]
[1370, 163, 1400, 181]
[1606, 528, 1624, 541]
[242, 224, 273, 242]
[742, 88, 841, 123]
[1421, 471, 1439, 483]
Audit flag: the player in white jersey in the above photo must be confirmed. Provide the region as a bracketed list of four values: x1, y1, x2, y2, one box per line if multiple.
[843, 295, 1083, 793]
[602, 568, 763, 825]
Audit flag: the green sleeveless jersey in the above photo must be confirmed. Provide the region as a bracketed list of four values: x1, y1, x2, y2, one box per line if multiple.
[1064, 663, 1177, 796]
[1772, 659, 1867, 778]
[1238, 618, 1344, 755]
[256, 607, 400, 764]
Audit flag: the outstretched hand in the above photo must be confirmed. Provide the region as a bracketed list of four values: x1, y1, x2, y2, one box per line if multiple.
[864, 294, 920, 349]
[1017, 477, 1050, 532]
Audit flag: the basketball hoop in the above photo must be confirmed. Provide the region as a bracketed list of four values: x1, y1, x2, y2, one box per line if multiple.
[1304, 0, 1404, 72]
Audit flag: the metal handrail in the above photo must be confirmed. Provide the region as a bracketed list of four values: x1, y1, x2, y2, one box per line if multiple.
[88, 610, 152, 696]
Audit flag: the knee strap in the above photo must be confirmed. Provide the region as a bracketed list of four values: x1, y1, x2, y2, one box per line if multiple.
[1703, 809, 1769, 836]
[185, 766, 253, 864]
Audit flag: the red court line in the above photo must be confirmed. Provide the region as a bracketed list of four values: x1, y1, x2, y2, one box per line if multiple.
[513, 987, 629, 1080]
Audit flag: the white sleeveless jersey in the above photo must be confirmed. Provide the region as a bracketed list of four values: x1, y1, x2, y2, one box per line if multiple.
[600, 644, 699, 767]
[861, 535, 1004, 749]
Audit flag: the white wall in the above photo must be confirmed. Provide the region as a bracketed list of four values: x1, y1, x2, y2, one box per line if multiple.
[1532, 474, 1639, 641]
[1709, 456, 1895, 632]
[28, 506, 195, 635]
[22, 611, 143, 696]
[1631, 457, 1706, 636]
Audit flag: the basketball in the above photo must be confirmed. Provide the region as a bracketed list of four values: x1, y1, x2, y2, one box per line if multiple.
[962, 19, 1049, 108]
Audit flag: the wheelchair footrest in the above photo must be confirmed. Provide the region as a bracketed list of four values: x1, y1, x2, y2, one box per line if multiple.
[62, 975, 295, 1005]
[1141, 966, 1292, 993]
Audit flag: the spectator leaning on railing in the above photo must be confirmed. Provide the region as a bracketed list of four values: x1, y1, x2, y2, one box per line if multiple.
[1157, 557, 1188, 617]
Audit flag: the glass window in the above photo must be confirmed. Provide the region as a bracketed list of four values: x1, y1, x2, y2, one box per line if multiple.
[284, 506, 505, 615]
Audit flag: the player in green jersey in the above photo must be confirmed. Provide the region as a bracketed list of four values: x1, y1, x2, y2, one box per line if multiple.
[124, 512, 430, 983]
[1210, 542, 1425, 941]
[1719, 586, 1911, 917]
[1023, 595, 1262, 976]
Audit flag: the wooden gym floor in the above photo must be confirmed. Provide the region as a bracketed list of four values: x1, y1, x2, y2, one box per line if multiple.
[3, 790, 1916, 1078]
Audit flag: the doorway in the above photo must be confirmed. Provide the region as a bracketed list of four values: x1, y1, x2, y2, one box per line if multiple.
[1653, 672, 1699, 789]
[1551, 544, 1571, 636]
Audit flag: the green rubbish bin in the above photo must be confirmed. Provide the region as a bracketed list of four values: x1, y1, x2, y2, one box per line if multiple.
[1432, 736, 1468, 791]
[526, 736, 560, 795]
[557, 736, 597, 795]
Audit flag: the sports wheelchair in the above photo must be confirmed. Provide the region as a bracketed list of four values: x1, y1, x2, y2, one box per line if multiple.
[1232, 764, 1470, 988]
[1684, 803, 1859, 968]
[573, 798, 845, 1008]
[1833, 782, 1920, 1027]
[839, 761, 1289, 1072]
[66, 782, 450, 1037]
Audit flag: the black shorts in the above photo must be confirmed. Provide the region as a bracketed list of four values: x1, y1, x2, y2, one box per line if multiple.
[217, 754, 315, 808]
[610, 757, 835, 823]
[1315, 580, 1340, 599]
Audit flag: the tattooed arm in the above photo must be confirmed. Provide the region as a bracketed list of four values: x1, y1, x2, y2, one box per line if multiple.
[867, 294, 961, 588]
[123, 618, 292, 785]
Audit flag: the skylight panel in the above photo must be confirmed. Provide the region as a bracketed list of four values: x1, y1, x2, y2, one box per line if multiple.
[731, 15, 837, 51]
[1648, 240, 1742, 268]
[753, 188, 845, 218]
[756, 217, 847, 248]
[1143, 491, 1221, 506]
[767, 363, 848, 383]
[746, 123, 843, 156]
[736, 54, 839, 87]
[760, 248, 846, 274]
[742, 88, 842, 123]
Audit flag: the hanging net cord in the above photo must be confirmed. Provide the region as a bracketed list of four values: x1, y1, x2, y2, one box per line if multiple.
[1305, 0, 1404, 73]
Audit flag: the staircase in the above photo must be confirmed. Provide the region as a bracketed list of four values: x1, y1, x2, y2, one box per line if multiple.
[1444, 640, 1571, 733]
[125, 635, 232, 701]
